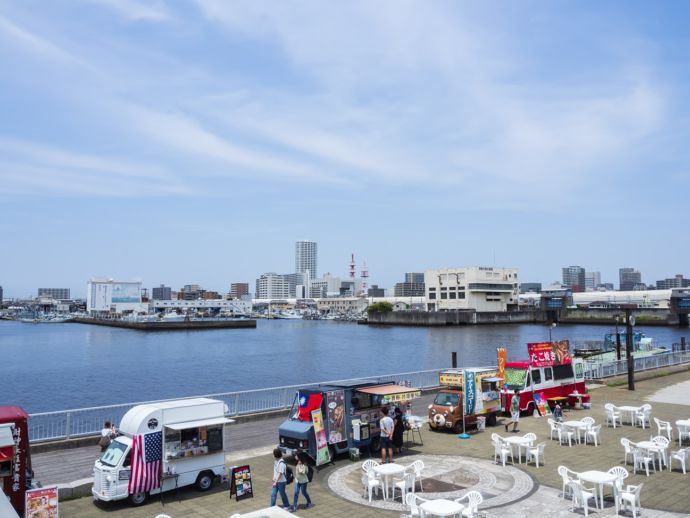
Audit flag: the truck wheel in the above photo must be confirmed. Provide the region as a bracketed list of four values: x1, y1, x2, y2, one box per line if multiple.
[486, 413, 497, 427]
[452, 420, 463, 434]
[128, 491, 147, 506]
[195, 471, 214, 491]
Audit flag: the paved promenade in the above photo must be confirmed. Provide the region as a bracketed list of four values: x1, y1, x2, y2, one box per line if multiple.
[42, 369, 690, 517]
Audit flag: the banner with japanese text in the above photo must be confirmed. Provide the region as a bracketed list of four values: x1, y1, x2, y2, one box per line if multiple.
[527, 340, 572, 367]
[496, 347, 506, 387]
[463, 370, 476, 416]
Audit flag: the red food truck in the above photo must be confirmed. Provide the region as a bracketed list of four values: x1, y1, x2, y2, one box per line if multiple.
[0, 406, 30, 516]
[499, 341, 587, 415]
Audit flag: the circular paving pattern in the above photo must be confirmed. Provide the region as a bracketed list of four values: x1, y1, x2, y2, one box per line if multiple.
[327, 454, 535, 512]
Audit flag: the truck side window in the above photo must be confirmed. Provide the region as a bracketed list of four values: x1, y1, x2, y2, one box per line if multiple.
[544, 368, 553, 381]
[531, 369, 541, 385]
[525, 373, 531, 387]
[123, 451, 131, 468]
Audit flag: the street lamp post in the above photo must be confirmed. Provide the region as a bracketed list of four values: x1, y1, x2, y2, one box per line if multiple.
[615, 315, 622, 361]
[549, 322, 557, 342]
[625, 308, 635, 391]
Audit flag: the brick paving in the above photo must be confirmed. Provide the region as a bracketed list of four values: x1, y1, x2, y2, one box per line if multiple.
[57, 369, 690, 517]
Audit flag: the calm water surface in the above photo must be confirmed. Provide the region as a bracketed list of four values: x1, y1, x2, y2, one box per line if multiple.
[2, 320, 688, 413]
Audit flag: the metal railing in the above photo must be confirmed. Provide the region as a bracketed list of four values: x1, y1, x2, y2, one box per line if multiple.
[583, 350, 690, 380]
[27, 368, 445, 443]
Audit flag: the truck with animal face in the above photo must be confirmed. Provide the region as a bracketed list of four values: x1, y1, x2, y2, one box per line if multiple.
[428, 369, 501, 432]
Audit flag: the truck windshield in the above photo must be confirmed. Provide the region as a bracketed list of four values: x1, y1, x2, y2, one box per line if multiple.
[433, 393, 459, 406]
[100, 440, 128, 467]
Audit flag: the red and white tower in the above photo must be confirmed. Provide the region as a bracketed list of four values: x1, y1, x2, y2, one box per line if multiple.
[349, 253, 356, 280]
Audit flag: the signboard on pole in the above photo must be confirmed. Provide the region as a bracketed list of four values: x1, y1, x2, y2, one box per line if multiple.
[25, 486, 58, 518]
[496, 347, 507, 387]
[527, 340, 572, 367]
[311, 408, 331, 466]
[463, 370, 476, 416]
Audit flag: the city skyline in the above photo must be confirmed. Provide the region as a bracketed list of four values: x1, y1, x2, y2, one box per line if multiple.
[2, 2, 689, 296]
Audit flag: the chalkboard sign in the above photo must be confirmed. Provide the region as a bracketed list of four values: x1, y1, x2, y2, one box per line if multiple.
[230, 465, 253, 501]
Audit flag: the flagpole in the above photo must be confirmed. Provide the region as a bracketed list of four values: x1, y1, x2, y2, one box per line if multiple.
[458, 369, 470, 439]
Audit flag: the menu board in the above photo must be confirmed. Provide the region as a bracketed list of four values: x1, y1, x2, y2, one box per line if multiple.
[326, 390, 346, 444]
[311, 409, 331, 466]
[229, 465, 253, 501]
[25, 486, 59, 518]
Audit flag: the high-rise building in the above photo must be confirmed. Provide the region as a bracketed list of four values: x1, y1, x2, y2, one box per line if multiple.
[230, 283, 249, 299]
[584, 272, 601, 292]
[179, 284, 203, 300]
[520, 283, 542, 294]
[0, 285, 3, 305]
[562, 266, 586, 293]
[256, 273, 290, 299]
[151, 284, 172, 300]
[405, 272, 425, 284]
[656, 274, 690, 289]
[37, 288, 70, 299]
[619, 268, 642, 291]
[394, 272, 425, 296]
[367, 285, 385, 297]
[295, 240, 317, 280]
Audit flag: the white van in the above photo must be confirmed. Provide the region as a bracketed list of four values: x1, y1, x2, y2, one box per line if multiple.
[92, 398, 233, 506]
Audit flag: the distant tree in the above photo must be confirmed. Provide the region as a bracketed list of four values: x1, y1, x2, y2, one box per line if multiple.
[367, 301, 393, 314]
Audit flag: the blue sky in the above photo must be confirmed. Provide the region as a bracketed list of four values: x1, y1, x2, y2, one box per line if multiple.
[1, 1, 689, 298]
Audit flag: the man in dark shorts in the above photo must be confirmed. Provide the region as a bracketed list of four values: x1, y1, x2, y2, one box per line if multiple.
[379, 407, 395, 463]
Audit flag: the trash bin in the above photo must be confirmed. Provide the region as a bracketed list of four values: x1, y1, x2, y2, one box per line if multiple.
[476, 416, 486, 431]
[349, 447, 360, 461]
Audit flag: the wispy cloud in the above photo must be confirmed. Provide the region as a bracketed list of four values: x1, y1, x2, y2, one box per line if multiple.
[86, 0, 172, 22]
[0, 14, 83, 66]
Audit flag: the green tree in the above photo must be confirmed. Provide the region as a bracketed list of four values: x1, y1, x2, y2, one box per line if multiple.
[367, 301, 393, 314]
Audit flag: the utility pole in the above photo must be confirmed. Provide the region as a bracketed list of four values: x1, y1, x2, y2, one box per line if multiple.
[625, 307, 635, 391]
[615, 315, 621, 361]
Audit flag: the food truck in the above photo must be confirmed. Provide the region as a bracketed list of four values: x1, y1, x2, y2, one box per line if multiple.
[0, 406, 30, 517]
[92, 398, 234, 506]
[278, 380, 421, 464]
[500, 340, 587, 415]
[428, 369, 501, 432]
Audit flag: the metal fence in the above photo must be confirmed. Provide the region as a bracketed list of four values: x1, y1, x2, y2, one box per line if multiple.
[27, 368, 446, 443]
[583, 350, 690, 380]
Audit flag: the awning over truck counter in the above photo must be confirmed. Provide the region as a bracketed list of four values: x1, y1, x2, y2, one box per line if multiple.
[0, 424, 14, 448]
[165, 417, 235, 430]
[357, 384, 421, 403]
[482, 377, 503, 383]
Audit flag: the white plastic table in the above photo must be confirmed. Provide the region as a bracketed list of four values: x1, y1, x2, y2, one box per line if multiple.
[637, 440, 666, 470]
[563, 420, 588, 443]
[617, 405, 641, 425]
[373, 463, 405, 500]
[578, 470, 618, 509]
[420, 498, 464, 517]
[503, 436, 532, 464]
[240, 506, 297, 517]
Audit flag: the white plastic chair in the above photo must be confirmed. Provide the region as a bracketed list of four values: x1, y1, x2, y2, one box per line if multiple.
[568, 480, 596, 517]
[403, 492, 428, 518]
[607, 466, 629, 514]
[632, 447, 656, 477]
[557, 465, 577, 499]
[605, 403, 622, 428]
[621, 438, 634, 465]
[362, 470, 381, 502]
[410, 459, 425, 491]
[362, 459, 379, 473]
[654, 417, 673, 440]
[635, 405, 652, 429]
[492, 438, 512, 467]
[651, 435, 670, 469]
[526, 442, 545, 468]
[581, 416, 595, 427]
[455, 490, 483, 518]
[547, 418, 558, 440]
[619, 483, 643, 518]
[557, 422, 574, 447]
[523, 432, 537, 446]
[677, 422, 690, 447]
[669, 447, 689, 474]
[585, 424, 602, 447]
[393, 472, 416, 502]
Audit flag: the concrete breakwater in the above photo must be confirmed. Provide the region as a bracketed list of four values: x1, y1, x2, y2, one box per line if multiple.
[70, 317, 256, 330]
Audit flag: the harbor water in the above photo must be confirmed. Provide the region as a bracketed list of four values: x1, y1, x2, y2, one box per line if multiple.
[2, 319, 688, 413]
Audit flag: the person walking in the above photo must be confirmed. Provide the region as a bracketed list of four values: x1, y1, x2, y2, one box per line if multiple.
[505, 389, 521, 433]
[270, 448, 291, 510]
[380, 407, 395, 463]
[292, 451, 314, 511]
[392, 407, 405, 454]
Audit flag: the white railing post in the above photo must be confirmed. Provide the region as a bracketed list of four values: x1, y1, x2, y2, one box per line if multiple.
[65, 412, 71, 440]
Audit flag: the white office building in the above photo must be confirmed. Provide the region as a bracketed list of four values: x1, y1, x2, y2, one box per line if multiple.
[86, 278, 147, 315]
[425, 267, 519, 312]
[256, 273, 290, 299]
[295, 240, 317, 280]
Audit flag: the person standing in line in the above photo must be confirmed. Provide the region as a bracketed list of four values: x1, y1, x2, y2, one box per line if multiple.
[392, 407, 405, 454]
[99, 421, 115, 452]
[270, 448, 291, 510]
[505, 389, 520, 433]
[292, 451, 314, 511]
[380, 407, 395, 463]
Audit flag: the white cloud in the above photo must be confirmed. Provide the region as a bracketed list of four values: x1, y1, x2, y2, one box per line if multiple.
[0, 14, 83, 66]
[86, 0, 172, 22]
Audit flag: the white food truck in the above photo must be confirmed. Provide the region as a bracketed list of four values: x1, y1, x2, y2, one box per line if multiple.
[92, 398, 234, 506]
